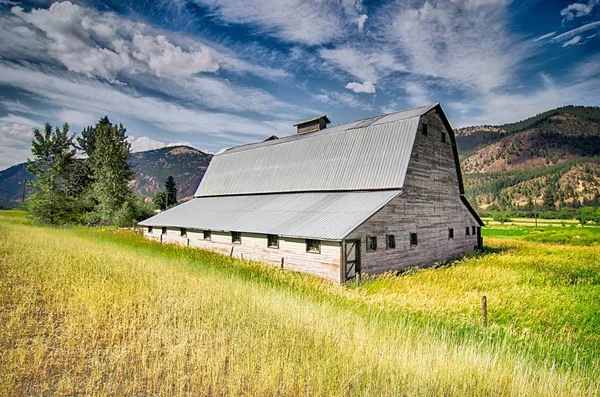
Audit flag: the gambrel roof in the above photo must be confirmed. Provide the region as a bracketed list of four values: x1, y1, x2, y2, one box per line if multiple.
[195, 103, 438, 197]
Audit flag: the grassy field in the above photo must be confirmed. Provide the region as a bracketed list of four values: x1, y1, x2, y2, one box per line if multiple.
[1, 211, 599, 395]
[482, 217, 599, 228]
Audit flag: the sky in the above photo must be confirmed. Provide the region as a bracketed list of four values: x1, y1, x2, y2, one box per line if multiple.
[0, 0, 599, 170]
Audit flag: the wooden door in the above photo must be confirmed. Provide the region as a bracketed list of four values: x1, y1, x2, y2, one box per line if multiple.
[343, 240, 360, 280]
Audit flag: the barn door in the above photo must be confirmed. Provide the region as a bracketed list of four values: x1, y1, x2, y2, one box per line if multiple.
[343, 240, 360, 280]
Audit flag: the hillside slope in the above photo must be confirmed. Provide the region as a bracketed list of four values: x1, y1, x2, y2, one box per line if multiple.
[457, 105, 600, 211]
[0, 145, 212, 208]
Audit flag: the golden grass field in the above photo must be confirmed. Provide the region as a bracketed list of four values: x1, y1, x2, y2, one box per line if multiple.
[1, 210, 599, 395]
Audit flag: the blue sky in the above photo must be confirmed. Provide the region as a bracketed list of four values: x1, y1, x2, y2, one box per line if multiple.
[0, 0, 599, 169]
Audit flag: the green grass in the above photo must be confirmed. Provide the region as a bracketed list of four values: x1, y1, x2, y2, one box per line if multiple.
[1, 210, 599, 395]
[482, 223, 600, 246]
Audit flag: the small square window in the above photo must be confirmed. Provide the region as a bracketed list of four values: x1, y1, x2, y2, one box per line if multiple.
[422, 123, 428, 136]
[472, 226, 476, 235]
[306, 239, 321, 254]
[232, 231, 241, 244]
[441, 132, 447, 143]
[161, 227, 167, 235]
[180, 228, 187, 238]
[386, 234, 396, 250]
[367, 235, 377, 252]
[410, 233, 418, 247]
[148, 226, 153, 234]
[466, 227, 470, 236]
[203, 230, 211, 241]
[267, 234, 279, 248]
[448, 228, 454, 239]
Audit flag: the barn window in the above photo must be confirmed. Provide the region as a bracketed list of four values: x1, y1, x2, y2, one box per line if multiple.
[232, 231, 242, 244]
[386, 234, 396, 250]
[306, 239, 321, 254]
[466, 227, 470, 236]
[180, 228, 187, 237]
[448, 228, 454, 239]
[267, 234, 279, 249]
[147, 226, 153, 234]
[410, 233, 418, 247]
[422, 123, 428, 136]
[367, 235, 377, 252]
[161, 227, 167, 235]
[203, 230, 211, 240]
[441, 132, 447, 143]
[472, 226, 476, 235]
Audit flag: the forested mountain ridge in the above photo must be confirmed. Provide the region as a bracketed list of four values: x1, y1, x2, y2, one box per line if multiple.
[0, 146, 212, 209]
[456, 105, 600, 213]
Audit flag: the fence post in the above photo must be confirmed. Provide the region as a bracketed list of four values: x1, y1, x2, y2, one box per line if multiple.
[280, 257, 284, 269]
[481, 295, 488, 327]
[355, 272, 361, 288]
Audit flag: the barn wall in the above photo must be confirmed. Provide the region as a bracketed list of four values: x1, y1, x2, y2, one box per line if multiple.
[346, 109, 480, 276]
[142, 227, 341, 282]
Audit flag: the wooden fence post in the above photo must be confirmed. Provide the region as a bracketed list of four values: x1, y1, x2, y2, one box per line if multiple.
[280, 258, 284, 269]
[481, 295, 488, 327]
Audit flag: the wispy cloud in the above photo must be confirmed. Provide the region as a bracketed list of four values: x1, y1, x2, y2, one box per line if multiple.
[562, 35, 582, 47]
[313, 90, 373, 111]
[553, 20, 600, 41]
[533, 31, 556, 41]
[318, 47, 404, 82]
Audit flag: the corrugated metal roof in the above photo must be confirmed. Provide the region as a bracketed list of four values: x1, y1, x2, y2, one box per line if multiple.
[195, 111, 426, 196]
[139, 190, 401, 240]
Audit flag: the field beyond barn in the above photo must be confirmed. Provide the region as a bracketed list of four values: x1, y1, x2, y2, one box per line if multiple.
[1, 211, 599, 395]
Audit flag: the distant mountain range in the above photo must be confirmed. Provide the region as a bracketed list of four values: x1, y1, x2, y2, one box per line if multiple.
[2, 106, 599, 212]
[456, 105, 600, 211]
[0, 146, 212, 209]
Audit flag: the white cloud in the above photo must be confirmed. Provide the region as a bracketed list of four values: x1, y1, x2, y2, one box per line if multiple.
[561, 0, 599, 22]
[127, 135, 193, 152]
[553, 20, 600, 41]
[195, 0, 361, 45]
[345, 81, 375, 94]
[382, 0, 530, 94]
[533, 31, 556, 41]
[8, 1, 284, 82]
[132, 34, 218, 78]
[319, 47, 404, 82]
[562, 35, 582, 47]
[357, 14, 368, 32]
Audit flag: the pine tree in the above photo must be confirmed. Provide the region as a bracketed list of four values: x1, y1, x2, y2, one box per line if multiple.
[25, 123, 76, 224]
[82, 117, 134, 224]
[152, 191, 167, 211]
[165, 175, 178, 207]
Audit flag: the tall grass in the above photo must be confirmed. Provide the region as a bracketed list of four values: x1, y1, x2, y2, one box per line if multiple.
[1, 211, 598, 395]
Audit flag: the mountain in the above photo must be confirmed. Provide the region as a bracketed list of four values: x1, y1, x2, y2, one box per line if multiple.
[456, 105, 600, 212]
[0, 145, 212, 209]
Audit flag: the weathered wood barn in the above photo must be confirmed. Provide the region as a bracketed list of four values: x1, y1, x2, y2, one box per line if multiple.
[140, 103, 483, 283]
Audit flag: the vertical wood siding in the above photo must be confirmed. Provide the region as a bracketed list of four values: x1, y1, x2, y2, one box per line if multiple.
[346, 109, 480, 277]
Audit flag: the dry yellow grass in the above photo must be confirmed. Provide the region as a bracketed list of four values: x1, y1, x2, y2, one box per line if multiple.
[1, 212, 598, 395]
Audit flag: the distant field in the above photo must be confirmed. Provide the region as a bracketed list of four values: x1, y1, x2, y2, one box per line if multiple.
[1, 210, 599, 395]
[481, 217, 591, 227]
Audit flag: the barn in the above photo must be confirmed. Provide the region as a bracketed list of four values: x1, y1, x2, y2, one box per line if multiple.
[139, 103, 483, 283]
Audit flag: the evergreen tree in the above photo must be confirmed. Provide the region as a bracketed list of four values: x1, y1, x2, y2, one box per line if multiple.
[165, 175, 178, 207]
[152, 191, 167, 211]
[83, 117, 134, 224]
[25, 123, 76, 224]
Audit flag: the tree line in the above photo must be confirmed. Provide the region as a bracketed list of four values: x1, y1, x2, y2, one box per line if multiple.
[25, 117, 178, 226]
